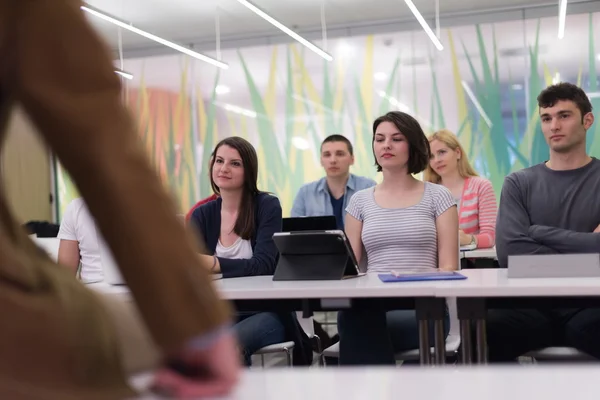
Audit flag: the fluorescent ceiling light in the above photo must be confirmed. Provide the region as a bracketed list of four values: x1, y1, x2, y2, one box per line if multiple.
[233, 0, 332, 61]
[461, 81, 492, 128]
[558, 0, 568, 39]
[374, 72, 387, 81]
[403, 0, 443, 51]
[81, 5, 228, 69]
[114, 69, 133, 80]
[291, 136, 310, 150]
[511, 84, 523, 90]
[215, 85, 230, 95]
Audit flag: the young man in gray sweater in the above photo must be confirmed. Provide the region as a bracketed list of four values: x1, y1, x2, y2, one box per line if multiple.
[489, 82, 600, 362]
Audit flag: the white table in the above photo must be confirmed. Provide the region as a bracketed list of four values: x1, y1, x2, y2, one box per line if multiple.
[129, 366, 600, 399]
[89, 274, 447, 364]
[462, 247, 497, 259]
[435, 269, 600, 363]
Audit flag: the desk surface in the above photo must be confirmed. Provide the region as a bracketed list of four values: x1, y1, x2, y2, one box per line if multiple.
[89, 273, 438, 299]
[130, 366, 600, 399]
[462, 247, 497, 259]
[436, 269, 600, 297]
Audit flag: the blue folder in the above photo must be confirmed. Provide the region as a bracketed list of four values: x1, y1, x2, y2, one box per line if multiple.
[378, 271, 467, 282]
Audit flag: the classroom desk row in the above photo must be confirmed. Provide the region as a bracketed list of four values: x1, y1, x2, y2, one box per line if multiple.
[90, 268, 600, 365]
[130, 366, 600, 399]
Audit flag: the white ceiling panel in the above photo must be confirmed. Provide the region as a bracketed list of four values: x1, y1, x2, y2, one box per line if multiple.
[83, 0, 598, 54]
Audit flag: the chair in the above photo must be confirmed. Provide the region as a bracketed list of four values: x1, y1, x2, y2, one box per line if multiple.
[523, 347, 596, 362]
[254, 313, 323, 367]
[322, 297, 461, 365]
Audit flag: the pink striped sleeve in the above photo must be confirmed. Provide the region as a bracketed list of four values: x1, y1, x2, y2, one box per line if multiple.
[474, 178, 497, 248]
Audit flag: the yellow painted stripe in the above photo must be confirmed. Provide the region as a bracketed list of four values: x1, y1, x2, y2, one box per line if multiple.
[447, 29, 472, 155]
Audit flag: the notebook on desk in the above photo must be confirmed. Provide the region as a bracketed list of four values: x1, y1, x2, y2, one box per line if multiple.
[378, 270, 466, 283]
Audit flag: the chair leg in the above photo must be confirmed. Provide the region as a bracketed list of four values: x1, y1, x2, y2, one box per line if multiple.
[284, 347, 293, 367]
[313, 334, 324, 366]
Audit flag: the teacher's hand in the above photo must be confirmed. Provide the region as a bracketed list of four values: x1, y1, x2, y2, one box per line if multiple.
[151, 331, 240, 399]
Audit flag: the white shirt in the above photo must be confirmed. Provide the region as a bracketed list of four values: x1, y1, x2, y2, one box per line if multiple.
[215, 237, 253, 260]
[57, 198, 104, 283]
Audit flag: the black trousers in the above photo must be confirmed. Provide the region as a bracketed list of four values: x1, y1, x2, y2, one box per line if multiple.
[484, 308, 600, 362]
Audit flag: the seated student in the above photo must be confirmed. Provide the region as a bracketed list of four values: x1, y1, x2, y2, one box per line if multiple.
[489, 82, 600, 361]
[57, 197, 103, 283]
[189, 136, 312, 366]
[424, 129, 497, 249]
[337, 111, 459, 365]
[291, 134, 376, 229]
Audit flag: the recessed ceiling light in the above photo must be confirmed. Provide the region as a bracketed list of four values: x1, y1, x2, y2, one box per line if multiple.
[374, 72, 387, 81]
[215, 85, 230, 95]
[291, 136, 310, 150]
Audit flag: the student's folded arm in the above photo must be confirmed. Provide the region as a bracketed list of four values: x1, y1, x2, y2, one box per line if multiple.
[218, 196, 283, 278]
[474, 180, 497, 248]
[495, 175, 555, 268]
[528, 225, 600, 253]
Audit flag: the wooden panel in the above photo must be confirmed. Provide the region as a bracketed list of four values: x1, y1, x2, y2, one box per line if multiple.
[1, 107, 53, 223]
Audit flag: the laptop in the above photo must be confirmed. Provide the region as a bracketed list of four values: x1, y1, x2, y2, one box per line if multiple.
[282, 216, 337, 232]
[272, 230, 365, 281]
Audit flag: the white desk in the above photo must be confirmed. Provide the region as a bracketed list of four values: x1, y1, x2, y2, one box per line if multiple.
[435, 269, 600, 363]
[436, 269, 600, 297]
[462, 247, 497, 259]
[130, 366, 600, 399]
[89, 274, 438, 299]
[89, 274, 446, 364]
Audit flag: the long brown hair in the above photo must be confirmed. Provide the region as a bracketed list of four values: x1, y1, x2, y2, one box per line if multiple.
[209, 137, 260, 240]
[423, 129, 479, 184]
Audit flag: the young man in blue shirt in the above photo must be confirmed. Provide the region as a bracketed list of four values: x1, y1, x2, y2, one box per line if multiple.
[291, 134, 376, 229]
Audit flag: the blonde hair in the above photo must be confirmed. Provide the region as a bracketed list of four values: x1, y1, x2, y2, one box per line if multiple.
[423, 129, 479, 184]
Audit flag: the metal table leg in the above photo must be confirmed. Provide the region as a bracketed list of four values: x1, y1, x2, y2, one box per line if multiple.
[475, 319, 488, 364]
[460, 319, 472, 364]
[433, 319, 446, 365]
[418, 319, 431, 365]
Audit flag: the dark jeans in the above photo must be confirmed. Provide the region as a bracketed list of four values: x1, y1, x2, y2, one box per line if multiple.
[485, 308, 600, 362]
[234, 312, 286, 366]
[337, 308, 449, 365]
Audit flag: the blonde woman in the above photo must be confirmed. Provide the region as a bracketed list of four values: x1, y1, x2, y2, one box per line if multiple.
[424, 129, 497, 249]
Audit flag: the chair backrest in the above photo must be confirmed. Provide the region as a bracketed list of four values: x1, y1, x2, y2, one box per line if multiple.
[446, 297, 459, 337]
[295, 312, 315, 338]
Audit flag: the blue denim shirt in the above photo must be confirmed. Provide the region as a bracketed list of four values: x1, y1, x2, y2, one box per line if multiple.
[290, 174, 377, 217]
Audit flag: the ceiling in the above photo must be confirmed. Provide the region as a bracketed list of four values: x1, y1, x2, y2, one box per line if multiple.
[84, 0, 599, 56]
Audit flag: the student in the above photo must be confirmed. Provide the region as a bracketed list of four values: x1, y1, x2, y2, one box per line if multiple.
[57, 198, 103, 283]
[337, 111, 459, 365]
[424, 129, 497, 249]
[189, 136, 312, 366]
[489, 82, 600, 361]
[291, 134, 376, 229]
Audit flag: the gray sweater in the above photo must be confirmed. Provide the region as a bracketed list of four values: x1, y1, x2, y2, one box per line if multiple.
[496, 158, 600, 268]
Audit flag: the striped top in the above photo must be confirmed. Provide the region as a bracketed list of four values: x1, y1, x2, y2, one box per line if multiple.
[346, 182, 456, 273]
[458, 177, 497, 249]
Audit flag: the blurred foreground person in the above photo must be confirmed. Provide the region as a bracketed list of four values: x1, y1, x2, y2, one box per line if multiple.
[0, 1, 239, 399]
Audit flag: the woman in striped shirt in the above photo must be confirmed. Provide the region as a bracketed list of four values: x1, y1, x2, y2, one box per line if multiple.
[424, 129, 497, 249]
